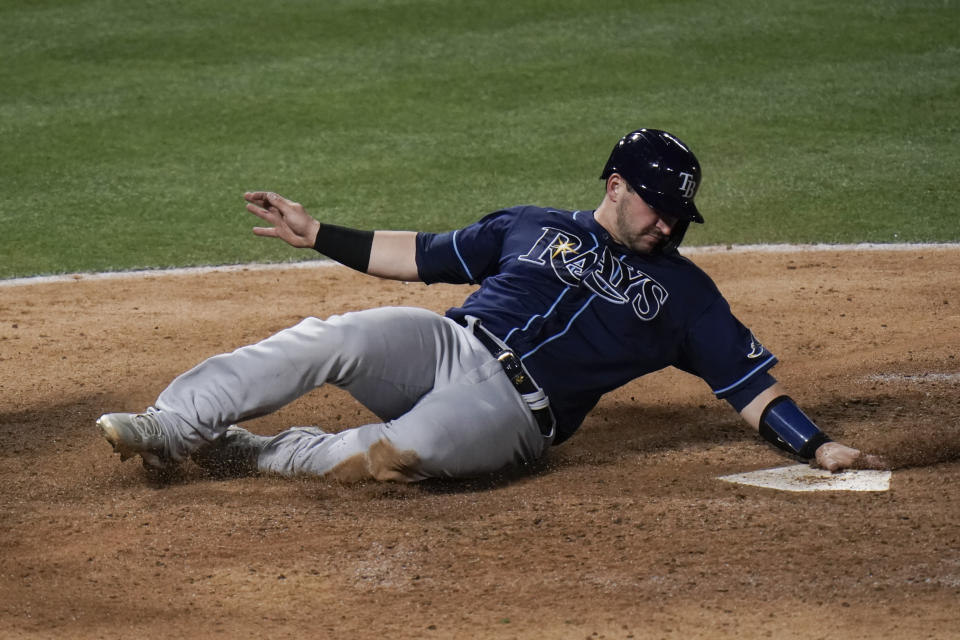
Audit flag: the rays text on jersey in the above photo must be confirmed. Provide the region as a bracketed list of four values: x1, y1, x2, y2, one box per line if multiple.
[518, 226, 669, 320]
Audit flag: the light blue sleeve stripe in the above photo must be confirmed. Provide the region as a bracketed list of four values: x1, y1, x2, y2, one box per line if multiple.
[712, 355, 778, 395]
[522, 295, 597, 360]
[451, 229, 475, 281]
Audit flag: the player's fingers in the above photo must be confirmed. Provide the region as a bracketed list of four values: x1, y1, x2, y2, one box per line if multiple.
[265, 191, 302, 215]
[252, 226, 279, 238]
[816, 447, 888, 472]
[818, 455, 843, 472]
[264, 191, 286, 208]
[244, 191, 274, 209]
[814, 442, 860, 472]
[246, 202, 277, 221]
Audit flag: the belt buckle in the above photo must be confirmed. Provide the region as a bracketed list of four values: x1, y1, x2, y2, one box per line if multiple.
[499, 353, 552, 437]
[497, 351, 527, 386]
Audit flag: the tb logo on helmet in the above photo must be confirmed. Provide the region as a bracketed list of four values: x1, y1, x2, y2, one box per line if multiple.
[678, 172, 698, 199]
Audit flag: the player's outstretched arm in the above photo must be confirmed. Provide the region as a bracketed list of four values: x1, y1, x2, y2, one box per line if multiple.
[739, 383, 886, 472]
[244, 191, 420, 281]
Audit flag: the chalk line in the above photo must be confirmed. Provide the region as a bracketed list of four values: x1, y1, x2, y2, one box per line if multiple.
[864, 373, 960, 384]
[2, 243, 959, 289]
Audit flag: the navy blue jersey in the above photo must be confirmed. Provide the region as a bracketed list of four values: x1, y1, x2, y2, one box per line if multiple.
[415, 206, 777, 444]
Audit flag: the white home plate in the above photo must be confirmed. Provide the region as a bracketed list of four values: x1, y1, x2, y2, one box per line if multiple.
[718, 464, 891, 492]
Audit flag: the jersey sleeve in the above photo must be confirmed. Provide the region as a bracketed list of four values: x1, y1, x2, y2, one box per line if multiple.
[675, 297, 778, 399]
[415, 208, 518, 285]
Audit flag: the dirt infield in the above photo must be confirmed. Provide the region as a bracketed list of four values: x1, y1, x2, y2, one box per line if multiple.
[2, 249, 959, 639]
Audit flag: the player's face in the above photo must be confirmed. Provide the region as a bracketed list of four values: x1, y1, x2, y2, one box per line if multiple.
[614, 187, 678, 254]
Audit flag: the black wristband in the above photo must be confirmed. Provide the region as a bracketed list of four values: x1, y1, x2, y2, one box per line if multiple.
[313, 224, 374, 273]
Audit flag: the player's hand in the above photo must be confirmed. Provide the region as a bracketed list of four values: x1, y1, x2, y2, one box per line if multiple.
[814, 441, 887, 472]
[244, 191, 321, 249]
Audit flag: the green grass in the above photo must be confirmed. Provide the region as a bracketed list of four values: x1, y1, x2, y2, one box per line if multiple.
[2, 0, 958, 278]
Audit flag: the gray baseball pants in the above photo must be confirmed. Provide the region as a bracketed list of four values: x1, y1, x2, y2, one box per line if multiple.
[151, 307, 552, 481]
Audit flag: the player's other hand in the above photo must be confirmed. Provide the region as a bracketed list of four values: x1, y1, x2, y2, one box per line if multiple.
[814, 441, 887, 472]
[244, 191, 321, 249]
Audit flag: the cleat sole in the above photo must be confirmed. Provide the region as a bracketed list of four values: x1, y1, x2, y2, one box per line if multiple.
[96, 414, 171, 470]
[97, 415, 134, 460]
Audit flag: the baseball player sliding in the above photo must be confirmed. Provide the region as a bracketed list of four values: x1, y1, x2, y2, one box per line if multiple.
[97, 129, 885, 481]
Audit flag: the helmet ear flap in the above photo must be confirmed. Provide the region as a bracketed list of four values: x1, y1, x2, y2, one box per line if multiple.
[661, 219, 689, 254]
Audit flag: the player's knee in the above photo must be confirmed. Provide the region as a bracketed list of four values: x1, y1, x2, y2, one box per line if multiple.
[367, 439, 423, 482]
[326, 438, 423, 483]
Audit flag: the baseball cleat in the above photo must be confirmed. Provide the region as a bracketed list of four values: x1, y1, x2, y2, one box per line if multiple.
[190, 426, 269, 478]
[96, 412, 171, 470]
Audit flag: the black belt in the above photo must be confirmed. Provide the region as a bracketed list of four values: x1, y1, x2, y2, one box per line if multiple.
[464, 320, 555, 438]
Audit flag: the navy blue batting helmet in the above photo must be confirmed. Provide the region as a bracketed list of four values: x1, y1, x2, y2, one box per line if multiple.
[600, 129, 704, 224]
